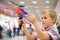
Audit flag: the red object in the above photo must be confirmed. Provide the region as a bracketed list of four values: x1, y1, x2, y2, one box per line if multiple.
[16, 8, 24, 15]
[5, 6, 9, 9]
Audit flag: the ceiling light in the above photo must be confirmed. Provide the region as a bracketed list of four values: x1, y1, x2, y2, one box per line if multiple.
[8, 2, 12, 4]
[28, 10, 30, 12]
[25, 6, 28, 9]
[32, 1, 37, 4]
[20, 2, 25, 4]
[46, 1, 50, 3]
[37, 10, 40, 12]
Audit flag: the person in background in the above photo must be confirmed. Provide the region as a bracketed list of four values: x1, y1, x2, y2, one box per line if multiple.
[13, 25, 16, 36]
[22, 9, 59, 40]
[27, 24, 34, 34]
[56, 22, 60, 35]
[7, 28, 12, 38]
[17, 15, 23, 35]
[0, 25, 3, 39]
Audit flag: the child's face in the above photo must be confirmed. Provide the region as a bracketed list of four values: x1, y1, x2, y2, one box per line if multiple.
[41, 13, 54, 29]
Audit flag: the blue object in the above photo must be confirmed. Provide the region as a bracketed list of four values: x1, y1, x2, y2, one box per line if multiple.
[19, 7, 28, 14]
[0, 5, 2, 9]
[7, 29, 12, 38]
[6, 11, 10, 16]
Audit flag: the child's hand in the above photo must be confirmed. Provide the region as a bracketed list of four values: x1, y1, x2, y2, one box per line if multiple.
[22, 19, 26, 28]
[29, 14, 37, 24]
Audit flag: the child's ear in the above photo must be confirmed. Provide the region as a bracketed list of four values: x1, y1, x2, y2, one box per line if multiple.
[52, 18, 56, 23]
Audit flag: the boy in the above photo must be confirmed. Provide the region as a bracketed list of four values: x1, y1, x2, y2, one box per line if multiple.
[22, 9, 59, 40]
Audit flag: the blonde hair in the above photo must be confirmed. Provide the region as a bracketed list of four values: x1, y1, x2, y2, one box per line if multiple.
[41, 9, 57, 23]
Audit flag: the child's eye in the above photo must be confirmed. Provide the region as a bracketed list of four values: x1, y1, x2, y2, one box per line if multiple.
[44, 17, 47, 19]
[42, 17, 47, 19]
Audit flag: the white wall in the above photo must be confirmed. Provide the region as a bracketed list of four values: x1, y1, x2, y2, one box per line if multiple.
[55, 0, 60, 23]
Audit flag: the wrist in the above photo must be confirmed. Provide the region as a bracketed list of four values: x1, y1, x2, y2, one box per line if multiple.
[33, 21, 38, 25]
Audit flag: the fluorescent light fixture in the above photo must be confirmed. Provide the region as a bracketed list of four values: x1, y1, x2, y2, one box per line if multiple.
[37, 10, 40, 12]
[8, 2, 12, 4]
[32, 1, 37, 4]
[46, 1, 50, 3]
[20, 2, 25, 4]
[28, 10, 30, 12]
[25, 6, 28, 9]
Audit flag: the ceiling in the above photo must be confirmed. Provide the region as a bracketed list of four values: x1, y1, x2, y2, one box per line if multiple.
[0, 0, 59, 21]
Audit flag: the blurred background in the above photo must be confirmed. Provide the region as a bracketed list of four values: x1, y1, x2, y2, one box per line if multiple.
[0, 0, 60, 22]
[0, 0, 60, 40]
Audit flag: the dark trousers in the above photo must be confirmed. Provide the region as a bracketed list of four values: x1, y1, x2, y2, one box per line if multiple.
[0, 32, 2, 39]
